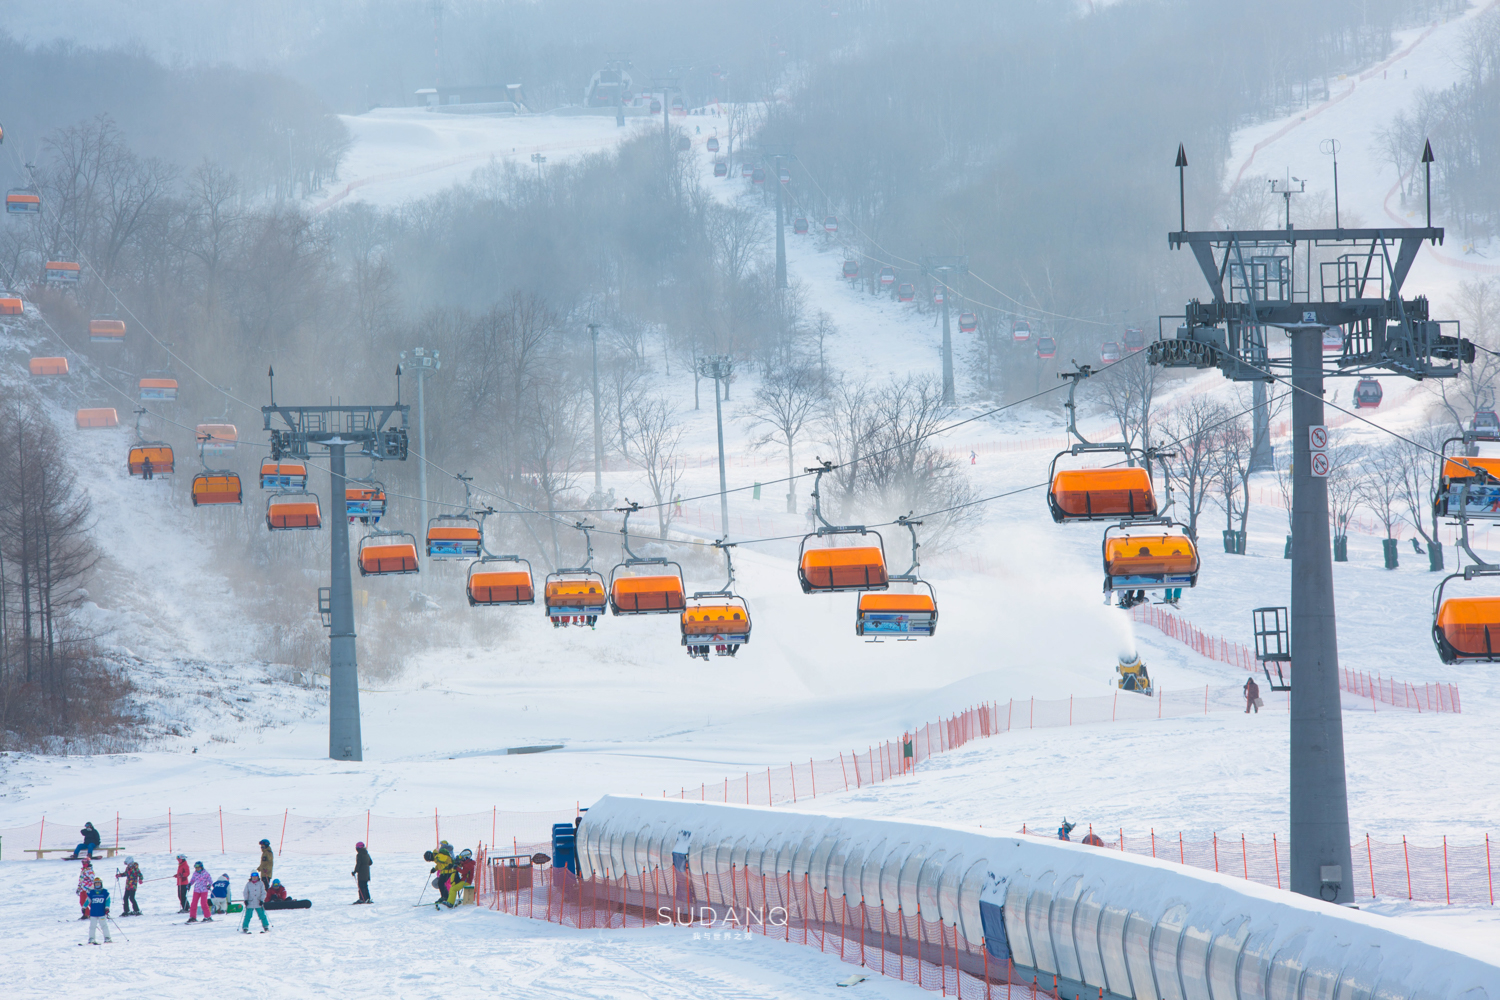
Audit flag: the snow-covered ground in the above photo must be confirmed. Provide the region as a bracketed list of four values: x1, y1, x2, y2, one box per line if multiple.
[4, 12, 1500, 994]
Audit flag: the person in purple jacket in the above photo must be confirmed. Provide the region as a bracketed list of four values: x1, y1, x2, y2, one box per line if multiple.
[186, 861, 215, 922]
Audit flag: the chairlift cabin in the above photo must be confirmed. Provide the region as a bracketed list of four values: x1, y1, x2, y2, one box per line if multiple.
[468, 555, 535, 607]
[1322, 328, 1344, 353]
[358, 530, 420, 576]
[751, 167, 766, 184]
[546, 576, 607, 626]
[127, 444, 174, 477]
[138, 377, 178, 402]
[1433, 575, 1500, 663]
[778, 167, 790, 185]
[608, 504, 686, 615]
[856, 591, 937, 638]
[1123, 327, 1146, 352]
[1434, 451, 1500, 521]
[75, 407, 118, 429]
[44, 260, 81, 283]
[345, 483, 387, 525]
[89, 318, 126, 344]
[677, 136, 691, 152]
[1036, 336, 1057, 359]
[650, 99, 662, 114]
[1100, 341, 1122, 364]
[1471, 410, 1500, 439]
[933, 289, 945, 305]
[793, 216, 808, 235]
[191, 471, 242, 506]
[958, 311, 977, 333]
[681, 542, 750, 659]
[841, 259, 859, 280]
[426, 515, 482, 559]
[0, 294, 23, 315]
[260, 460, 308, 490]
[823, 216, 838, 233]
[706, 136, 720, 153]
[5, 188, 40, 214]
[1047, 450, 1157, 523]
[1012, 319, 1032, 344]
[797, 463, 889, 594]
[741, 163, 754, 178]
[266, 491, 322, 531]
[1353, 378, 1383, 409]
[1102, 523, 1199, 608]
[195, 423, 237, 457]
[896, 282, 915, 302]
[29, 356, 68, 376]
[878, 266, 895, 288]
[713, 160, 728, 177]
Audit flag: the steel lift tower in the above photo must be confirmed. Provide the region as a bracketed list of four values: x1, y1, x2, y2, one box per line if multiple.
[263, 370, 410, 761]
[1149, 144, 1470, 904]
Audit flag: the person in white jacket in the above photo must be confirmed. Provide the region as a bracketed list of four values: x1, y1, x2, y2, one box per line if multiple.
[240, 871, 270, 934]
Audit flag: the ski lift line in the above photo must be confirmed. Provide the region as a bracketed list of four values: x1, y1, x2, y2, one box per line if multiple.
[787, 161, 1117, 328]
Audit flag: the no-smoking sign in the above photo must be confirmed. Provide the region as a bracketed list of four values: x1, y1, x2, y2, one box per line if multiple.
[1310, 451, 1331, 477]
[1309, 425, 1329, 450]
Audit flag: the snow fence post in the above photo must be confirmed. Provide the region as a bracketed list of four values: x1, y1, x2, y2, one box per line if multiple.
[840, 753, 849, 791]
[1403, 837, 1413, 899]
[280, 808, 289, 856]
[1367, 834, 1375, 898]
[1444, 836, 1451, 904]
[168, 808, 172, 856]
[1487, 834, 1494, 906]
[1273, 834, 1281, 889]
[38, 814, 45, 853]
[810, 759, 816, 797]
[219, 807, 225, 854]
[115, 812, 120, 852]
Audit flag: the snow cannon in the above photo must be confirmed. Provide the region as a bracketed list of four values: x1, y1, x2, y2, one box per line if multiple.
[1116, 652, 1152, 696]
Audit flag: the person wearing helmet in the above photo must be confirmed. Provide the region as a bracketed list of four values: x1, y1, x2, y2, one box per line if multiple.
[352, 841, 373, 904]
[426, 841, 456, 908]
[187, 861, 214, 922]
[241, 871, 270, 934]
[211, 872, 231, 914]
[175, 854, 191, 912]
[116, 856, 143, 915]
[85, 877, 112, 944]
[264, 878, 289, 904]
[257, 838, 274, 885]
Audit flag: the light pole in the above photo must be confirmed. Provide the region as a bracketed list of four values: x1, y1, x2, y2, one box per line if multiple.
[921, 256, 969, 406]
[400, 347, 440, 530]
[588, 323, 604, 498]
[531, 152, 546, 182]
[763, 144, 795, 290]
[697, 355, 735, 538]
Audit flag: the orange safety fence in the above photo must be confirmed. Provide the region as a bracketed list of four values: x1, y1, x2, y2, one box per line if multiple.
[1019, 829, 1497, 907]
[1131, 604, 1461, 713]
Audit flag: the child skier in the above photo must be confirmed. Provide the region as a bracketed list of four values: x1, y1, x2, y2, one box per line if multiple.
[85, 877, 112, 944]
[174, 854, 191, 912]
[116, 857, 143, 915]
[76, 858, 98, 919]
[187, 861, 214, 922]
[352, 842, 373, 904]
[241, 871, 270, 934]
[211, 873, 231, 914]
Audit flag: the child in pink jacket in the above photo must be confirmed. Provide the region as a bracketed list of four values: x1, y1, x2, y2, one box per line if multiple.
[186, 861, 215, 922]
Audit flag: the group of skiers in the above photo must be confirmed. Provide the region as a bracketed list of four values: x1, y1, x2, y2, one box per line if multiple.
[423, 840, 475, 908]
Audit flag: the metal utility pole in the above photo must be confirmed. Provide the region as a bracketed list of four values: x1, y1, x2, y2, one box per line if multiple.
[697, 355, 735, 538]
[763, 144, 795, 290]
[1320, 139, 1342, 229]
[921, 256, 969, 405]
[400, 348, 440, 530]
[588, 323, 604, 496]
[1151, 143, 1470, 905]
[263, 375, 410, 761]
[1249, 379, 1274, 473]
[531, 153, 546, 181]
[652, 76, 679, 164]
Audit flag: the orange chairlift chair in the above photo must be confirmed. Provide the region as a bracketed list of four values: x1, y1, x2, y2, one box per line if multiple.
[1047, 366, 1160, 524]
[138, 374, 178, 402]
[1101, 519, 1200, 610]
[797, 460, 889, 594]
[426, 474, 482, 559]
[44, 260, 82, 284]
[75, 407, 118, 429]
[609, 502, 686, 616]
[544, 522, 607, 628]
[29, 356, 68, 376]
[260, 459, 308, 490]
[358, 529, 420, 576]
[266, 490, 322, 531]
[466, 512, 535, 607]
[345, 469, 387, 525]
[126, 408, 174, 479]
[681, 541, 751, 660]
[855, 516, 937, 640]
[1433, 570, 1500, 663]
[89, 317, 126, 343]
[190, 434, 242, 507]
[196, 423, 238, 458]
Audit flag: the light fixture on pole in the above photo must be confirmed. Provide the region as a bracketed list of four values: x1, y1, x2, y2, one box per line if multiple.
[697, 355, 735, 538]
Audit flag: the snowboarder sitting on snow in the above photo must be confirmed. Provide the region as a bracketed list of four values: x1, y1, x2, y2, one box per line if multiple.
[265, 879, 289, 904]
[241, 871, 270, 933]
[175, 854, 191, 912]
[211, 873, 231, 914]
[116, 857, 143, 915]
[187, 861, 214, 922]
[85, 877, 112, 944]
[1057, 819, 1076, 842]
[77, 857, 98, 919]
[69, 821, 102, 859]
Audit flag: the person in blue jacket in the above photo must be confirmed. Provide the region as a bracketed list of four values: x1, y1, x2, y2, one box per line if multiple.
[211, 873, 231, 914]
[85, 878, 112, 944]
[1057, 819, 1076, 841]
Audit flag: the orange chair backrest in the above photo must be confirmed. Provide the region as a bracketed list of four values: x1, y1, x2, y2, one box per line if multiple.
[193, 475, 241, 503]
[1050, 468, 1156, 517]
[1441, 457, 1500, 480]
[76, 408, 118, 428]
[268, 500, 321, 527]
[197, 424, 238, 444]
[428, 525, 481, 540]
[30, 357, 68, 376]
[90, 319, 126, 336]
[360, 543, 418, 573]
[1104, 535, 1197, 574]
[0, 297, 23, 315]
[139, 378, 177, 390]
[611, 574, 685, 611]
[681, 604, 750, 635]
[800, 546, 888, 590]
[128, 446, 174, 474]
[1436, 597, 1500, 655]
[469, 570, 534, 603]
[545, 579, 606, 606]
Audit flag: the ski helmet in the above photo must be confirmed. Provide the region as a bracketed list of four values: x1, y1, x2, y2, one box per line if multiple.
[271, 879, 281, 886]
[355, 842, 365, 849]
[194, 861, 205, 869]
[124, 856, 134, 865]
[259, 839, 271, 847]
[249, 871, 260, 879]
[93, 878, 103, 886]
[177, 854, 186, 860]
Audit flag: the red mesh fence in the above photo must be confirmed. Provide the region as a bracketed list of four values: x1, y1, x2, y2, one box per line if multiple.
[1131, 604, 1460, 713]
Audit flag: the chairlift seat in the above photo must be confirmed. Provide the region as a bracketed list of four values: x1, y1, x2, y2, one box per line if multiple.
[30, 357, 68, 376]
[1049, 468, 1157, 522]
[544, 577, 607, 613]
[359, 541, 420, 576]
[427, 523, 482, 559]
[6, 190, 41, 214]
[1434, 597, 1500, 663]
[127, 445, 174, 476]
[138, 377, 178, 401]
[681, 604, 750, 637]
[196, 424, 238, 455]
[469, 569, 535, 606]
[346, 486, 388, 522]
[1104, 533, 1199, 589]
[855, 592, 937, 637]
[1436, 457, 1500, 519]
[76, 408, 118, 429]
[260, 461, 308, 490]
[89, 319, 126, 342]
[610, 574, 686, 614]
[798, 546, 889, 593]
[45, 261, 81, 282]
[267, 495, 322, 530]
[0, 296, 23, 315]
[191, 473, 242, 506]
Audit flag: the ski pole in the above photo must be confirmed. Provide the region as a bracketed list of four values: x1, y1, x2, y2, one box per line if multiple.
[107, 915, 128, 942]
[416, 870, 430, 907]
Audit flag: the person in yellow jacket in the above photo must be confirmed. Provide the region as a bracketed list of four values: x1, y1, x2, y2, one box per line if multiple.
[424, 841, 458, 908]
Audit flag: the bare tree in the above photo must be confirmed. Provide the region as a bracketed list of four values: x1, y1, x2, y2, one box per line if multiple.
[1325, 441, 1365, 555]
[1395, 420, 1452, 571]
[624, 396, 686, 539]
[1091, 353, 1160, 458]
[1207, 410, 1252, 549]
[747, 363, 825, 513]
[706, 203, 769, 287]
[1158, 395, 1226, 540]
[1358, 443, 1407, 568]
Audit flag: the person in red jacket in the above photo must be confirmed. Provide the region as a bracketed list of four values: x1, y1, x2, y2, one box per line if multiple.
[264, 879, 289, 904]
[175, 855, 191, 913]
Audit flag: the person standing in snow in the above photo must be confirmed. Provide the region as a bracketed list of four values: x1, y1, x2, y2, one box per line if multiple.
[1057, 819, 1076, 841]
[175, 854, 191, 912]
[211, 873, 231, 914]
[352, 842, 373, 904]
[257, 838, 274, 885]
[69, 821, 102, 859]
[241, 871, 270, 934]
[1244, 676, 1261, 714]
[187, 861, 214, 922]
[116, 857, 143, 915]
[85, 878, 112, 944]
[77, 858, 98, 918]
